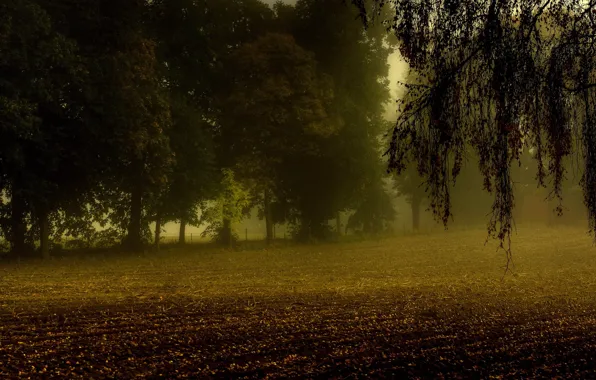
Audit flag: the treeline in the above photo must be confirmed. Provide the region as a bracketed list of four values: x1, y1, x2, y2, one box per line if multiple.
[0, 0, 398, 258]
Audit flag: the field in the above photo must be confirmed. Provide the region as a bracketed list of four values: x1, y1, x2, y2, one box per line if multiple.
[2, 226, 596, 378]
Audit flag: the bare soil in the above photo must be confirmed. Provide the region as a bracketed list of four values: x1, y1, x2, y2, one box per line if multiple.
[1, 226, 596, 378]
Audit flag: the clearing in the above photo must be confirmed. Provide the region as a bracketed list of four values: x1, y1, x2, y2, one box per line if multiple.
[1, 226, 596, 378]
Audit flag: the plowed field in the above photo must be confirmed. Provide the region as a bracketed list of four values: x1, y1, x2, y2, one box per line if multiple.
[2, 226, 596, 378]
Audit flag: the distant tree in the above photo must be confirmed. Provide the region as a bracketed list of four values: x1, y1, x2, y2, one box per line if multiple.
[200, 169, 251, 247]
[393, 165, 425, 231]
[148, 0, 274, 244]
[219, 32, 337, 245]
[273, 0, 394, 241]
[150, 96, 216, 248]
[346, 180, 396, 235]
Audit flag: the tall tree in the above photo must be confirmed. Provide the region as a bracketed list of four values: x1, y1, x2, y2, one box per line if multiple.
[144, 93, 216, 248]
[149, 0, 274, 244]
[60, 0, 172, 252]
[219, 32, 337, 244]
[273, 0, 394, 241]
[0, 0, 95, 258]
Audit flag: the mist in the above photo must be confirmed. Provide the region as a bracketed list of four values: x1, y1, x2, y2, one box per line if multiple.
[1, 0, 596, 377]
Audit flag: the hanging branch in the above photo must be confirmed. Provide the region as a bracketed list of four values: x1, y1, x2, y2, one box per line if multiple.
[352, 0, 596, 263]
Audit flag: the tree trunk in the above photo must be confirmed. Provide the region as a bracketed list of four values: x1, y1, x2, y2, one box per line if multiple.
[179, 218, 186, 245]
[155, 212, 162, 251]
[10, 189, 27, 257]
[39, 209, 50, 260]
[264, 189, 273, 246]
[411, 196, 421, 232]
[345, 214, 353, 235]
[125, 182, 143, 252]
[222, 217, 232, 248]
[336, 211, 341, 239]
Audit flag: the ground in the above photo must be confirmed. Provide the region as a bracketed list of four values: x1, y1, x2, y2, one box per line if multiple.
[1, 226, 596, 378]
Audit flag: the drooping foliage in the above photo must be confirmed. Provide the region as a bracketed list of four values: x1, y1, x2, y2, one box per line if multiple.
[351, 0, 596, 261]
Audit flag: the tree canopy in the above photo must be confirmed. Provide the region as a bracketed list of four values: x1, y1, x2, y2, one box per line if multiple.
[0, 0, 398, 258]
[272, 0, 395, 240]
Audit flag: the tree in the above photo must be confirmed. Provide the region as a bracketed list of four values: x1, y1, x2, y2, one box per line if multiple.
[346, 179, 396, 235]
[392, 68, 493, 231]
[394, 165, 425, 231]
[200, 169, 251, 247]
[272, 0, 394, 241]
[146, 94, 216, 249]
[53, 0, 173, 253]
[86, 4, 172, 253]
[149, 0, 274, 245]
[219, 32, 337, 245]
[351, 0, 596, 262]
[0, 0, 96, 258]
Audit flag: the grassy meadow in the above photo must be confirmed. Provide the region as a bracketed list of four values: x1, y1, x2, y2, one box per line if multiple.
[2, 226, 596, 377]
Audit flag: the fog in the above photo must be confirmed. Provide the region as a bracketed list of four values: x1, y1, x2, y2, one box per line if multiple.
[2, 0, 596, 377]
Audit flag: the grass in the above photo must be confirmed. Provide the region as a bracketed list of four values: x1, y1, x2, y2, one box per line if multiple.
[2, 225, 596, 377]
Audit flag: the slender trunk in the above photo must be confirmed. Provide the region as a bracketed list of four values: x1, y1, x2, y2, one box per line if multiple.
[363, 219, 371, 234]
[300, 217, 310, 242]
[220, 196, 233, 247]
[10, 189, 27, 257]
[126, 182, 143, 252]
[222, 217, 232, 248]
[155, 212, 162, 251]
[39, 209, 50, 260]
[336, 211, 341, 239]
[411, 196, 421, 232]
[264, 189, 273, 246]
[179, 218, 186, 245]
[345, 215, 352, 235]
